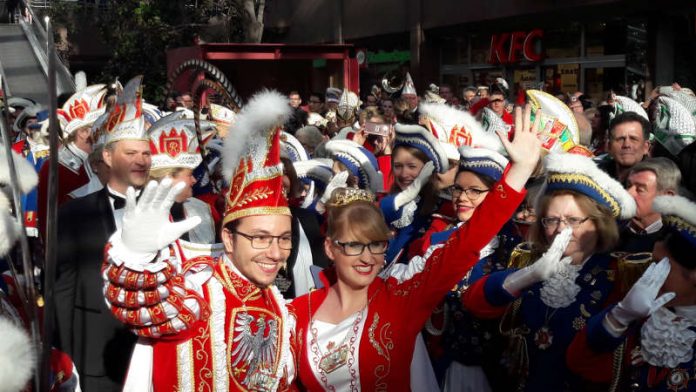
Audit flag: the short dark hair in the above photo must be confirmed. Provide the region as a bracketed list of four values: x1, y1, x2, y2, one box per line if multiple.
[289, 90, 300, 97]
[609, 112, 651, 141]
[309, 93, 324, 103]
[665, 232, 696, 269]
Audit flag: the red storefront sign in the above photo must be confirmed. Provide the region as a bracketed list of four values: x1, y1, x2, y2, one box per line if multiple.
[488, 29, 544, 64]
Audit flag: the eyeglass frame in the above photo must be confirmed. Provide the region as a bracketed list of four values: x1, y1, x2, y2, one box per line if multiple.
[332, 240, 389, 256]
[233, 231, 293, 250]
[449, 185, 491, 201]
[540, 216, 590, 229]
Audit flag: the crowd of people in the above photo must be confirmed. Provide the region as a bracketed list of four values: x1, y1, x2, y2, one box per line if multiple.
[2, 69, 696, 392]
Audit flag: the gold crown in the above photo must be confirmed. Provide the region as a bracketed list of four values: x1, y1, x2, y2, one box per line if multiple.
[327, 188, 375, 208]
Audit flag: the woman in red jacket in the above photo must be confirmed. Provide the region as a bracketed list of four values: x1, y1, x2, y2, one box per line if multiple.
[288, 106, 541, 391]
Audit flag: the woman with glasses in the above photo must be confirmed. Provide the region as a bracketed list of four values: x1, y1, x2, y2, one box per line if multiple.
[416, 144, 524, 392]
[289, 105, 541, 391]
[462, 153, 636, 391]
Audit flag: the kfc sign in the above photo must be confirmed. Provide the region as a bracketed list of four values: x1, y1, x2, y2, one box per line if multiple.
[488, 29, 544, 64]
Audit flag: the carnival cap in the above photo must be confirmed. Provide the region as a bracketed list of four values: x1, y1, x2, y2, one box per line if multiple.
[666, 90, 696, 120]
[458, 145, 509, 182]
[419, 101, 505, 160]
[209, 103, 236, 138]
[293, 158, 333, 208]
[337, 89, 361, 120]
[147, 119, 202, 170]
[611, 94, 649, 121]
[61, 84, 107, 137]
[543, 153, 636, 219]
[653, 195, 696, 248]
[402, 72, 417, 96]
[326, 87, 342, 104]
[325, 139, 384, 193]
[103, 76, 148, 146]
[280, 131, 309, 162]
[651, 96, 696, 156]
[394, 123, 449, 173]
[527, 90, 580, 153]
[221, 90, 292, 225]
[142, 102, 163, 126]
[480, 106, 512, 136]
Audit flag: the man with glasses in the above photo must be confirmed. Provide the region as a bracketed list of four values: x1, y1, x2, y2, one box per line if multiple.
[470, 78, 514, 135]
[307, 92, 325, 115]
[101, 91, 297, 391]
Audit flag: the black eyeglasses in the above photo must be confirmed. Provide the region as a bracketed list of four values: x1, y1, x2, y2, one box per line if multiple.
[449, 186, 490, 200]
[333, 240, 388, 256]
[234, 231, 293, 250]
[540, 216, 590, 229]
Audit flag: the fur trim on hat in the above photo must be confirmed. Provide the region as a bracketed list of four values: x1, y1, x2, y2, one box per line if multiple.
[543, 153, 636, 219]
[458, 145, 509, 169]
[0, 317, 36, 392]
[0, 149, 39, 194]
[222, 90, 292, 182]
[0, 192, 20, 257]
[653, 195, 696, 227]
[394, 123, 450, 173]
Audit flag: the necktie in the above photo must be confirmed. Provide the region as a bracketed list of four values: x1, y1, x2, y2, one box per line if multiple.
[109, 192, 126, 210]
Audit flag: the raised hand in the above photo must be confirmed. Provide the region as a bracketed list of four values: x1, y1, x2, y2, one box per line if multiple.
[394, 161, 434, 209]
[120, 178, 202, 262]
[503, 227, 573, 294]
[611, 258, 676, 327]
[500, 104, 543, 191]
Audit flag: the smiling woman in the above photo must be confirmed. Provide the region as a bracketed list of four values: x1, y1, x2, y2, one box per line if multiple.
[289, 104, 541, 391]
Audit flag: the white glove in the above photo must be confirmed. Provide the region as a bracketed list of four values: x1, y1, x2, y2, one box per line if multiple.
[121, 179, 202, 262]
[393, 161, 434, 210]
[320, 171, 349, 204]
[503, 227, 573, 294]
[611, 258, 675, 327]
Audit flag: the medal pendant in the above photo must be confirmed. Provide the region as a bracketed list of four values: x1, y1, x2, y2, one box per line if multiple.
[318, 344, 349, 374]
[534, 326, 553, 350]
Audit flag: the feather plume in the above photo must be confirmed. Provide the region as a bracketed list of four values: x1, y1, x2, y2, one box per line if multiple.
[222, 90, 292, 182]
[74, 71, 87, 91]
[0, 317, 36, 392]
[0, 149, 39, 193]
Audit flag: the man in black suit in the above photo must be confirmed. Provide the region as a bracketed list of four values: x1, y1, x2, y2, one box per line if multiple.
[54, 131, 152, 391]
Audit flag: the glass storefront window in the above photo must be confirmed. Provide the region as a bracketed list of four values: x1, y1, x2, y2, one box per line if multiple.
[471, 33, 490, 64]
[441, 37, 469, 65]
[586, 21, 627, 57]
[544, 25, 581, 58]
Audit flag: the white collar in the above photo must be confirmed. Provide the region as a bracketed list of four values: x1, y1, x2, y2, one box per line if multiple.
[630, 218, 663, 235]
[67, 142, 90, 161]
[106, 185, 127, 199]
[641, 307, 696, 368]
[539, 258, 585, 309]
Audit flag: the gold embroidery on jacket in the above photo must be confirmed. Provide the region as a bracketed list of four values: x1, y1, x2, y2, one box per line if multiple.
[368, 313, 394, 391]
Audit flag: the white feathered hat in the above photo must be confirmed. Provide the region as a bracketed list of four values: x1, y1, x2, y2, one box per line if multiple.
[419, 101, 505, 161]
[542, 153, 636, 219]
[653, 195, 696, 248]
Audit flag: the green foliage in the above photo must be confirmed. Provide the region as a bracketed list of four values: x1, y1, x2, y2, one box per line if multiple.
[96, 0, 198, 103]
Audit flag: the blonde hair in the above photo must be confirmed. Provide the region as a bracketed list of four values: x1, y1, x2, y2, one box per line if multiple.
[326, 189, 390, 242]
[148, 167, 187, 182]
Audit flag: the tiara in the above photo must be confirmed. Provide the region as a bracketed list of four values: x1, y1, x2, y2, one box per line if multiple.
[327, 187, 375, 207]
